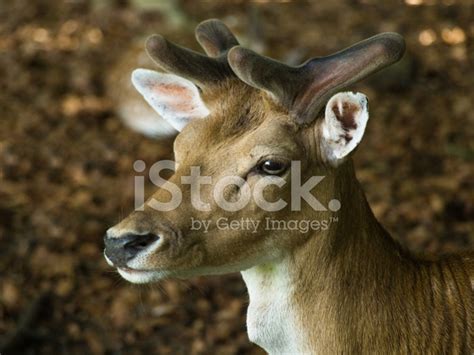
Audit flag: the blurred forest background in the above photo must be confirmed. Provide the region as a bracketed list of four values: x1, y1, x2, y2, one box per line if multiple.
[0, 0, 473, 353]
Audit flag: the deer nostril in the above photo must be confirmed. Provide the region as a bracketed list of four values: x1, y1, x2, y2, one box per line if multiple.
[104, 232, 160, 266]
[123, 233, 160, 255]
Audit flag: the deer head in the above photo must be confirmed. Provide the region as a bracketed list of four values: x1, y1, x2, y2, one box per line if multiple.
[104, 19, 405, 283]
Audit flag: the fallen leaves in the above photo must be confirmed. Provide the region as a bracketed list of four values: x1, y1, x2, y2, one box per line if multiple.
[0, 0, 472, 354]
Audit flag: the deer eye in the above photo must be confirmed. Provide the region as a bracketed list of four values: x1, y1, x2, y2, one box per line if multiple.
[258, 159, 288, 176]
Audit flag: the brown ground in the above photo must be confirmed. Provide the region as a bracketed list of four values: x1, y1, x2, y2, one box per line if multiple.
[0, 0, 473, 354]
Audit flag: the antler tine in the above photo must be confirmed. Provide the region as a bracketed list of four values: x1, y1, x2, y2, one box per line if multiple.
[228, 32, 405, 124]
[195, 19, 239, 57]
[227, 47, 300, 109]
[146, 35, 230, 87]
[146, 19, 239, 88]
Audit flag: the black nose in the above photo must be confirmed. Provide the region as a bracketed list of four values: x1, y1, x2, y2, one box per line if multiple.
[104, 233, 159, 267]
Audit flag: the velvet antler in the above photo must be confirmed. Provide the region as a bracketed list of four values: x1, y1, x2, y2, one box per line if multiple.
[145, 19, 239, 88]
[228, 33, 405, 124]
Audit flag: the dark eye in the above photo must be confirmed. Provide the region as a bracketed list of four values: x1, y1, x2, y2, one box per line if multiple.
[258, 160, 288, 175]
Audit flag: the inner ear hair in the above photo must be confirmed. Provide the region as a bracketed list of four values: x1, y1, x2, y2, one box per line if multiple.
[319, 92, 369, 164]
[331, 100, 360, 133]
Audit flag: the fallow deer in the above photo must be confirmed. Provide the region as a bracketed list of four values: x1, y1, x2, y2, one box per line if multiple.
[104, 19, 474, 353]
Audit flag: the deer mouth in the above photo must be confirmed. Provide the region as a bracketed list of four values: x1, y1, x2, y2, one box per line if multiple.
[116, 266, 168, 284]
[117, 266, 146, 273]
[103, 250, 164, 283]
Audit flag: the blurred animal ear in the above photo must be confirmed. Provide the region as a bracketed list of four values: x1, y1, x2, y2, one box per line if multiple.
[131, 69, 210, 131]
[319, 92, 369, 164]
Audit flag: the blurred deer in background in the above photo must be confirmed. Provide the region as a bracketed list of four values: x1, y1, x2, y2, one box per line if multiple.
[104, 19, 474, 353]
[106, 40, 177, 138]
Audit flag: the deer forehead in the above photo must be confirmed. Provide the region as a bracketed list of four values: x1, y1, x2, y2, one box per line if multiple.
[173, 82, 299, 165]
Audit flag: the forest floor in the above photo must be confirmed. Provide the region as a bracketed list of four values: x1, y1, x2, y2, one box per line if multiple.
[0, 0, 473, 354]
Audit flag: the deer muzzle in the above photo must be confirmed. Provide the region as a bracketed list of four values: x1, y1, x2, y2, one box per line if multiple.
[104, 231, 160, 268]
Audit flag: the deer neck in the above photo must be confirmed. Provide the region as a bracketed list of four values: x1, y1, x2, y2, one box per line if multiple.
[241, 161, 410, 353]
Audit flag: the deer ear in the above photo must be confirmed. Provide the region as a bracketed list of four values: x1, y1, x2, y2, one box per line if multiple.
[131, 69, 210, 131]
[320, 92, 369, 164]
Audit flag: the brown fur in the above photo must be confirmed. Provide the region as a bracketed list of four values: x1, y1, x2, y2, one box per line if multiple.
[109, 80, 474, 353]
[289, 161, 474, 353]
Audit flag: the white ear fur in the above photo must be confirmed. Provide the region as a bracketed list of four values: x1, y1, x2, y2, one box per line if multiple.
[320, 92, 369, 163]
[131, 69, 210, 131]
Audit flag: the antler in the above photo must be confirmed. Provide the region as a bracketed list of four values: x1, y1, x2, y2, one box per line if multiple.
[228, 33, 405, 124]
[145, 19, 239, 88]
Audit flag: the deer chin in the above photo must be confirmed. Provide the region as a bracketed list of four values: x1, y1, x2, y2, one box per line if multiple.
[116, 267, 169, 284]
[104, 250, 171, 283]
